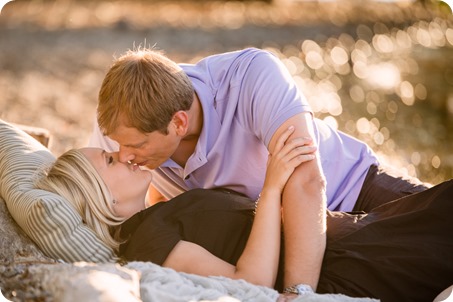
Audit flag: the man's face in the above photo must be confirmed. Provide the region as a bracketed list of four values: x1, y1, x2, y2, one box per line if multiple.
[109, 123, 181, 169]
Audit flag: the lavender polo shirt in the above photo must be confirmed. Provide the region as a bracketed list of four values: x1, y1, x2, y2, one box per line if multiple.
[89, 48, 378, 211]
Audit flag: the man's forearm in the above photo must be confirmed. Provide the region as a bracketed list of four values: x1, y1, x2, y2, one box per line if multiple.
[267, 111, 327, 290]
[281, 161, 327, 290]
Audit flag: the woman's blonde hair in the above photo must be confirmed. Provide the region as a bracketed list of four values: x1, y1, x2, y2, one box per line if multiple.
[34, 149, 126, 251]
[98, 47, 194, 136]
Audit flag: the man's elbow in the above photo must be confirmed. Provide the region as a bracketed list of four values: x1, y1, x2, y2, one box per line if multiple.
[285, 162, 327, 195]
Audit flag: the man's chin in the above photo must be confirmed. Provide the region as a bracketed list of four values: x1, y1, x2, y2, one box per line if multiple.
[145, 164, 156, 170]
[141, 162, 159, 170]
[137, 159, 163, 170]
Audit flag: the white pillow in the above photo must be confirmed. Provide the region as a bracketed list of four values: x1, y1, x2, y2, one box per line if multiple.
[0, 119, 116, 262]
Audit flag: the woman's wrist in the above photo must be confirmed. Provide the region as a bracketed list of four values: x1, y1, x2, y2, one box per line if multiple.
[254, 188, 282, 215]
[260, 187, 282, 200]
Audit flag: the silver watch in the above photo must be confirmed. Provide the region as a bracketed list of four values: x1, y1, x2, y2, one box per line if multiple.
[283, 284, 314, 295]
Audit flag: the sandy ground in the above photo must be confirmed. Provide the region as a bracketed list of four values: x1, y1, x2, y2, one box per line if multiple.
[0, 0, 452, 184]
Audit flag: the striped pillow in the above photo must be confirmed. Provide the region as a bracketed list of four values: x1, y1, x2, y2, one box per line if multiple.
[0, 119, 116, 263]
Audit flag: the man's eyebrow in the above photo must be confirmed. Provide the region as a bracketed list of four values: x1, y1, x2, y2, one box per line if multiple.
[124, 141, 145, 148]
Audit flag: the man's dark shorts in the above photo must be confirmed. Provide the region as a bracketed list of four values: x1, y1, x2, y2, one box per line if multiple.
[353, 164, 431, 213]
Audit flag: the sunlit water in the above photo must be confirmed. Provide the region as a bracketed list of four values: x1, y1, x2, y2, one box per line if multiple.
[0, 0, 452, 185]
[268, 18, 453, 184]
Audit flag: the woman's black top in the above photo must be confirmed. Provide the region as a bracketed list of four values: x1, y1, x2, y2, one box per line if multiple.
[119, 181, 453, 302]
[119, 188, 255, 266]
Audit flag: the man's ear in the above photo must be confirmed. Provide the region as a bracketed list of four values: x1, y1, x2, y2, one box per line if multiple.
[171, 111, 189, 136]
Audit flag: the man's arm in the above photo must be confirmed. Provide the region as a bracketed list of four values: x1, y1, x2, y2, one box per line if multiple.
[268, 112, 327, 291]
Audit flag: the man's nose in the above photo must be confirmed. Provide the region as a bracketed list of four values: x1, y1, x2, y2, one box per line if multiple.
[118, 147, 135, 164]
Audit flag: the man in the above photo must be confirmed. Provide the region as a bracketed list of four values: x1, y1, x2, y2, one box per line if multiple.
[89, 47, 428, 293]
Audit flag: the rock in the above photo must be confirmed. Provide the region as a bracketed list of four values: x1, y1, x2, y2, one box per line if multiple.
[0, 197, 141, 302]
[0, 197, 51, 265]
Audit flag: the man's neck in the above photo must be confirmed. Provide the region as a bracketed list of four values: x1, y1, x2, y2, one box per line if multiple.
[183, 93, 203, 140]
[171, 93, 203, 167]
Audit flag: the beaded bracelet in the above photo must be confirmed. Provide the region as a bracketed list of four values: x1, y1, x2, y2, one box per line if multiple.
[253, 193, 261, 215]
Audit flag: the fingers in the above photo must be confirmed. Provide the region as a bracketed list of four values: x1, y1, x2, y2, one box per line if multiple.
[274, 126, 315, 156]
[265, 127, 317, 192]
[289, 153, 316, 166]
[270, 126, 317, 171]
[269, 142, 316, 173]
[275, 138, 316, 165]
[281, 139, 316, 157]
[268, 145, 316, 176]
[274, 126, 295, 154]
[278, 149, 316, 171]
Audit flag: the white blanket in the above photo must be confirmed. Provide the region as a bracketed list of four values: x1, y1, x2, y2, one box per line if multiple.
[126, 262, 379, 302]
[21, 261, 379, 302]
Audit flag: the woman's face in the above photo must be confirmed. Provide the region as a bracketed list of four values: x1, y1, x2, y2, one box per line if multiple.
[80, 148, 153, 219]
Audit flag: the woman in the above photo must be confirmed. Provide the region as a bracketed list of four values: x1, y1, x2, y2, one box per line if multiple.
[36, 126, 320, 293]
[35, 128, 453, 302]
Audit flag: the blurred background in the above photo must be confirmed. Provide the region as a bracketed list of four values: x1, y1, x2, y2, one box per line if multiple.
[0, 0, 452, 185]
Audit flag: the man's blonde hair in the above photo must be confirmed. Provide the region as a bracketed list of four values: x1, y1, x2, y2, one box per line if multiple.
[98, 48, 194, 136]
[34, 149, 125, 251]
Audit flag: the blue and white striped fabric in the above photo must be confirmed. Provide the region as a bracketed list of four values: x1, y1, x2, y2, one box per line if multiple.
[0, 119, 115, 263]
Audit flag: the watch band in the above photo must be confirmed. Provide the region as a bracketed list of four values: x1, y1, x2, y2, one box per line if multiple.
[283, 284, 314, 295]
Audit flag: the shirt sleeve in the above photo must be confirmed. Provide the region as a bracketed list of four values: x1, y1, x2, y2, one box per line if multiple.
[235, 50, 312, 148]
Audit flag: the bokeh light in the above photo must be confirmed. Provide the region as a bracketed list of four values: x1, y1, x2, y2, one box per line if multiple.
[0, 0, 452, 185]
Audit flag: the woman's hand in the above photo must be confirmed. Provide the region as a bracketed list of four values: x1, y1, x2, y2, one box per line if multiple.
[263, 126, 317, 194]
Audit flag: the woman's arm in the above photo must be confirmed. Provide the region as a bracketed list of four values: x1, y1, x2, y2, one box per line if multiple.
[162, 126, 316, 287]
